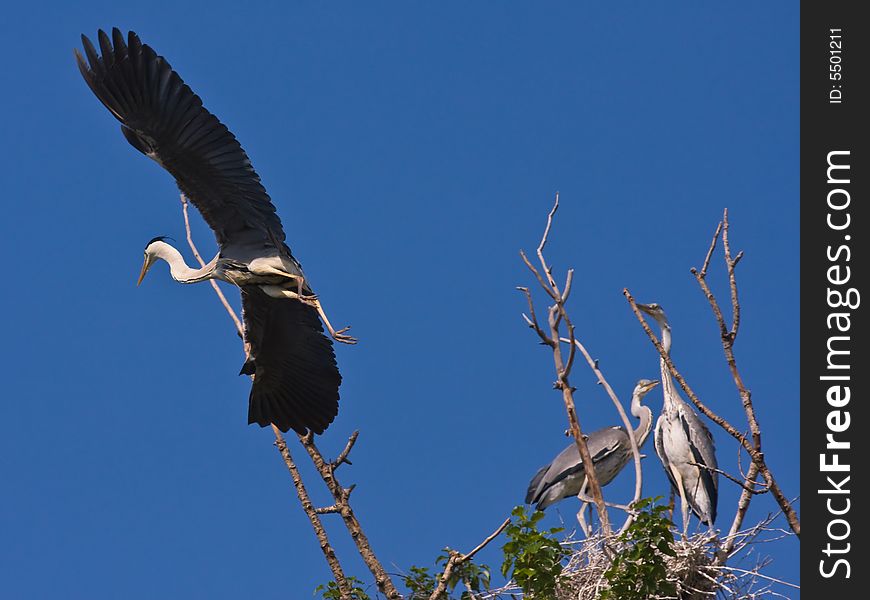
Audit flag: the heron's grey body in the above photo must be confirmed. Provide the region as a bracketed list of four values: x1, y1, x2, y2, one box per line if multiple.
[525, 379, 659, 510]
[76, 29, 345, 435]
[639, 303, 719, 530]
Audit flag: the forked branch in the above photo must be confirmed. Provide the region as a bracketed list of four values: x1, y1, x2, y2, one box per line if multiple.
[519, 193, 611, 535]
[624, 209, 799, 538]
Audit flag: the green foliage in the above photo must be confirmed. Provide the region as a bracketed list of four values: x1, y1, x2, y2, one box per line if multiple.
[436, 549, 491, 599]
[314, 576, 371, 600]
[501, 506, 570, 598]
[402, 566, 437, 599]
[602, 497, 677, 600]
[403, 550, 491, 600]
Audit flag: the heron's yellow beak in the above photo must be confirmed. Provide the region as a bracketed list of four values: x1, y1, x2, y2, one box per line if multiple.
[137, 255, 154, 286]
[644, 380, 661, 392]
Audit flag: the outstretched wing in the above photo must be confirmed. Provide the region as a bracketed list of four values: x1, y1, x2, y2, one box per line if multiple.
[75, 28, 287, 256]
[241, 287, 341, 435]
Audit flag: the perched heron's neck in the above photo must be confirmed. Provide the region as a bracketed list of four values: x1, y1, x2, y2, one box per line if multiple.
[630, 395, 653, 447]
[660, 323, 672, 355]
[656, 320, 680, 414]
[152, 243, 218, 283]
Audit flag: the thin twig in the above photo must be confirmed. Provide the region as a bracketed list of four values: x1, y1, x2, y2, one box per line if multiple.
[519, 196, 610, 535]
[717, 566, 801, 590]
[427, 517, 511, 600]
[560, 337, 645, 533]
[689, 462, 769, 494]
[698, 221, 723, 278]
[536, 193, 561, 291]
[180, 194, 245, 337]
[721, 462, 760, 558]
[332, 430, 359, 469]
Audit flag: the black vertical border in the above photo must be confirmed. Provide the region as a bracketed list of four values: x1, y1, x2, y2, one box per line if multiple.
[801, 2, 867, 595]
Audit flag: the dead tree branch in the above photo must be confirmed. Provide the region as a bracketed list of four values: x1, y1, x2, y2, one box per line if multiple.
[560, 336, 645, 534]
[624, 210, 799, 538]
[271, 425, 352, 596]
[299, 432, 402, 599]
[518, 193, 611, 535]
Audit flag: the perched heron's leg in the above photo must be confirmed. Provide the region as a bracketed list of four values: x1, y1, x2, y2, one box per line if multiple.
[576, 480, 591, 537]
[669, 465, 689, 535]
[577, 491, 635, 512]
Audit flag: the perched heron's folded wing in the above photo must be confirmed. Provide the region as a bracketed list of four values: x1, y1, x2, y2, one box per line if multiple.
[525, 464, 550, 505]
[75, 28, 287, 253]
[241, 287, 341, 435]
[680, 409, 719, 525]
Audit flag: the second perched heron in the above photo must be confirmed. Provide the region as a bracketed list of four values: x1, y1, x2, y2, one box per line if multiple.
[525, 379, 660, 510]
[638, 303, 719, 531]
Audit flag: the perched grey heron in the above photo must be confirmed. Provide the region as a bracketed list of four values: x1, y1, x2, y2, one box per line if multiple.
[637, 303, 719, 531]
[525, 379, 661, 510]
[76, 28, 355, 435]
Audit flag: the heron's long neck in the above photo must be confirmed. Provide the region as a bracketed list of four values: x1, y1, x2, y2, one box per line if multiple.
[658, 323, 679, 414]
[153, 243, 217, 283]
[630, 396, 653, 447]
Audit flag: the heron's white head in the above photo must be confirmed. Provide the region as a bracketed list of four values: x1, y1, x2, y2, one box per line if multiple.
[637, 302, 670, 326]
[633, 378, 660, 398]
[137, 236, 173, 286]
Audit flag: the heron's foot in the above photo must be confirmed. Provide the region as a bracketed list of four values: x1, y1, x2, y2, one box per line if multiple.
[329, 325, 358, 345]
[298, 293, 320, 308]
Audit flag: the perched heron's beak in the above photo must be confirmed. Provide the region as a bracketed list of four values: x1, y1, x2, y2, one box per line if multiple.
[137, 255, 154, 286]
[637, 303, 653, 315]
[644, 380, 661, 392]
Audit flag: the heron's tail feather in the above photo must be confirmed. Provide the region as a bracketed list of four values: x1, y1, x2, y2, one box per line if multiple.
[525, 464, 549, 505]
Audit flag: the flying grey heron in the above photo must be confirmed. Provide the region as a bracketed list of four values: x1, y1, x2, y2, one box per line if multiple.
[76, 28, 355, 435]
[525, 379, 660, 510]
[637, 303, 719, 531]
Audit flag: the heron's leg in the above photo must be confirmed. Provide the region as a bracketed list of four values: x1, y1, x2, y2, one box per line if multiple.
[576, 491, 635, 512]
[669, 465, 689, 536]
[311, 297, 357, 345]
[576, 480, 591, 537]
[260, 286, 356, 344]
[260, 285, 320, 306]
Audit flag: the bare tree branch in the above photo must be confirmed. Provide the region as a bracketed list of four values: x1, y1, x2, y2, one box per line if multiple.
[428, 517, 511, 600]
[519, 194, 611, 535]
[624, 210, 800, 538]
[298, 433, 402, 599]
[560, 337, 645, 534]
[271, 425, 352, 596]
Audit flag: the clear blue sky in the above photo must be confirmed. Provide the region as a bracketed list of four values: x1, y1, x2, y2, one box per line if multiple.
[0, 2, 799, 598]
